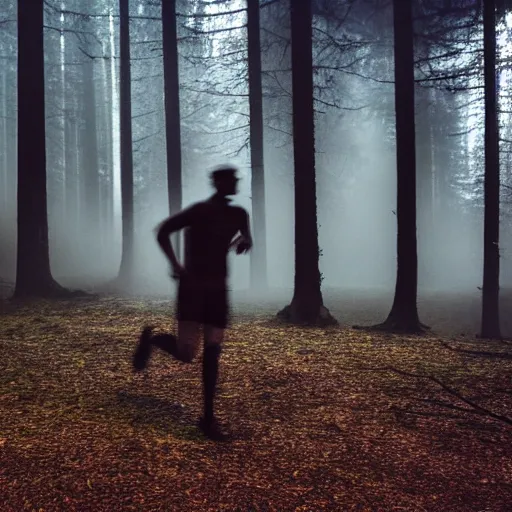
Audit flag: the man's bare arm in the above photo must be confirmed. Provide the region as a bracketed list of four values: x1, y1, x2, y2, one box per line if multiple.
[236, 210, 253, 254]
[155, 206, 197, 272]
[156, 218, 180, 270]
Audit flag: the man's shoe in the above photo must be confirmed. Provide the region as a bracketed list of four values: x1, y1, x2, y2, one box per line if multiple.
[132, 326, 153, 371]
[198, 416, 230, 442]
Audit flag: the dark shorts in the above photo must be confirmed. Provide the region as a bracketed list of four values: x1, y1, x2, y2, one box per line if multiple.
[177, 275, 229, 329]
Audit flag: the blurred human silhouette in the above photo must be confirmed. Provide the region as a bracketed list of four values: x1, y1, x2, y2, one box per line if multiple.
[132, 165, 252, 441]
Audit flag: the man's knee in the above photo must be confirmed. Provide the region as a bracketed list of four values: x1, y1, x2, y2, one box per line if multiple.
[204, 325, 225, 347]
[177, 321, 201, 363]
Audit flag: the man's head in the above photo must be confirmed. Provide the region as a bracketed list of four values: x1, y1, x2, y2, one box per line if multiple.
[210, 165, 239, 196]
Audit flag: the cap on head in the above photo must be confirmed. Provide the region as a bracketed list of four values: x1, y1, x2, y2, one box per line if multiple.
[210, 165, 239, 183]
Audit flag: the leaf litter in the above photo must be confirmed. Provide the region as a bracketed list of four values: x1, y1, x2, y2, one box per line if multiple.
[0, 296, 511, 511]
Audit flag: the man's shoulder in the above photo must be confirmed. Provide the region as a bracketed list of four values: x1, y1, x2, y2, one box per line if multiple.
[227, 204, 248, 215]
[229, 204, 247, 213]
[183, 200, 208, 214]
[203, 196, 248, 215]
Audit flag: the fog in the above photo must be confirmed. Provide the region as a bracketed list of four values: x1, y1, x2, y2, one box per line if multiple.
[1, 0, 512, 304]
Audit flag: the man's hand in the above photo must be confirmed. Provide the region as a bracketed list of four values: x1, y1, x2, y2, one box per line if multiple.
[231, 235, 252, 254]
[170, 263, 186, 280]
[237, 210, 253, 255]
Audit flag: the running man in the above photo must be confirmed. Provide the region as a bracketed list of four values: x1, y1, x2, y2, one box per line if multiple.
[132, 166, 252, 441]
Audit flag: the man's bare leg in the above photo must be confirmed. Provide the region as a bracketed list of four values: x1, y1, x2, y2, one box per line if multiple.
[175, 321, 202, 362]
[199, 326, 227, 440]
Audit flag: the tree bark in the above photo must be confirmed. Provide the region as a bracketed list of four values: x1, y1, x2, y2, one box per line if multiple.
[63, 28, 81, 262]
[14, 0, 65, 297]
[82, 57, 101, 259]
[3, 66, 16, 220]
[99, 52, 114, 254]
[248, 0, 267, 290]
[416, 86, 434, 287]
[117, 0, 135, 287]
[59, 8, 67, 223]
[1, 69, 8, 218]
[277, 0, 336, 326]
[383, 0, 423, 331]
[162, 0, 182, 257]
[385, 0, 424, 331]
[417, 87, 434, 229]
[481, 0, 501, 339]
[355, 0, 423, 332]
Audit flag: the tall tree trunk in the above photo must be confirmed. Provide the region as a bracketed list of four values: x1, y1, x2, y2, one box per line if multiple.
[277, 0, 336, 326]
[82, 57, 100, 261]
[481, 0, 501, 338]
[109, 10, 121, 248]
[117, 0, 135, 286]
[100, 52, 114, 256]
[14, 0, 64, 297]
[248, 0, 267, 289]
[162, 0, 182, 257]
[356, 0, 423, 332]
[5, 66, 16, 222]
[1, 69, 8, 217]
[383, 0, 423, 331]
[384, 0, 422, 331]
[417, 87, 434, 228]
[416, 86, 434, 287]
[76, 61, 87, 261]
[63, 30, 80, 266]
[2, 67, 15, 219]
[60, 5, 67, 223]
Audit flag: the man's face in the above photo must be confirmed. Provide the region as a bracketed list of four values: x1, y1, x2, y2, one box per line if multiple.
[226, 177, 239, 195]
[217, 176, 239, 196]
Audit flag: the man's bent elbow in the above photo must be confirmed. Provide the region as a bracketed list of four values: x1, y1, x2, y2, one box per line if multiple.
[156, 228, 171, 249]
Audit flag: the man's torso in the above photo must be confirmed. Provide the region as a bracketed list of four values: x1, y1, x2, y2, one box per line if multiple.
[183, 196, 245, 280]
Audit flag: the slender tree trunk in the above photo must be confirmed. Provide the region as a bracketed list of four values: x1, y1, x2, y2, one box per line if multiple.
[481, 0, 501, 339]
[60, 5, 67, 222]
[63, 31, 80, 266]
[417, 88, 434, 228]
[162, 0, 182, 257]
[383, 0, 422, 331]
[1, 69, 8, 217]
[416, 86, 433, 286]
[430, 108, 437, 227]
[4, 69, 16, 224]
[355, 0, 422, 332]
[76, 62, 86, 259]
[248, 0, 267, 289]
[109, 9, 121, 246]
[14, 0, 64, 297]
[100, 53, 114, 255]
[277, 0, 336, 326]
[82, 57, 100, 259]
[63, 110, 72, 227]
[117, 0, 135, 286]
[2, 61, 16, 280]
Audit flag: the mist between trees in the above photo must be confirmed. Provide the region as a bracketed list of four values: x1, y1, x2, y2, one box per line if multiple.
[0, 1, 511, 323]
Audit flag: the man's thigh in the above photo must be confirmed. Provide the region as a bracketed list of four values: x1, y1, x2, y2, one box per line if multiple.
[177, 321, 201, 362]
[204, 283, 229, 330]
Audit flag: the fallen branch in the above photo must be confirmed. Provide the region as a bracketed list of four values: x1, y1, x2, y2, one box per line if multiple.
[357, 365, 512, 427]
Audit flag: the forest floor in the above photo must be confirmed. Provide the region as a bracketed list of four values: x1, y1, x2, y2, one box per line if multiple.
[0, 289, 511, 511]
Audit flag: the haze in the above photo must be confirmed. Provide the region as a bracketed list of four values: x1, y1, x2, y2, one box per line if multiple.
[0, 0, 511, 308]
